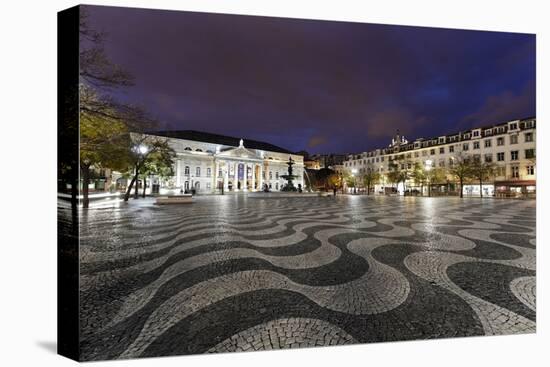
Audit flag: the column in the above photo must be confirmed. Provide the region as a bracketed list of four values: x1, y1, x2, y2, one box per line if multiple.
[258, 164, 263, 191]
[235, 162, 239, 191]
[252, 164, 256, 191]
[243, 163, 248, 191]
[224, 161, 229, 190]
[213, 160, 218, 193]
[175, 158, 181, 188]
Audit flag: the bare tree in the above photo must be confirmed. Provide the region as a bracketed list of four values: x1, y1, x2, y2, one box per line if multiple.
[362, 164, 380, 196]
[449, 153, 473, 198]
[469, 158, 495, 198]
[78, 10, 156, 207]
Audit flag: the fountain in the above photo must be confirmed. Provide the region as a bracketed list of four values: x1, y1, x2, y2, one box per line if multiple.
[303, 169, 313, 192]
[248, 156, 329, 198]
[280, 156, 298, 191]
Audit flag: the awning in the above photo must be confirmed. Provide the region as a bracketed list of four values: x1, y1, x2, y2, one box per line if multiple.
[494, 180, 535, 186]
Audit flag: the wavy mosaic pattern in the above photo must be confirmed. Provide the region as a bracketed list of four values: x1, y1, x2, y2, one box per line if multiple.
[75, 195, 536, 361]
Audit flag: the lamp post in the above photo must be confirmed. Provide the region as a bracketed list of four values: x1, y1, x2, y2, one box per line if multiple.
[425, 160, 432, 197]
[351, 169, 358, 194]
[133, 144, 149, 199]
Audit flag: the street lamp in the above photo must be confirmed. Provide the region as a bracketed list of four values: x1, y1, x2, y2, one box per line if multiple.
[131, 144, 149, 199]
[138, 144, 148, 155]
[425, 160, 432, 197]
[351, 169, 358, 194]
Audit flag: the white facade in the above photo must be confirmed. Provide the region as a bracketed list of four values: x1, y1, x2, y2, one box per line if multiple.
[145, 133, 304, 194]
[342, 117, 536, 196]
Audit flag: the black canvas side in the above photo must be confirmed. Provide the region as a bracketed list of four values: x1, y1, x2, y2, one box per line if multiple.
[57, 5, 80, 362]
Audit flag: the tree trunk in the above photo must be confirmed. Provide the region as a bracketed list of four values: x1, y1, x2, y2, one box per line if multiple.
[81, 164, 90, 209]
[134, 175, 139, 198]
[70, 174, 78, 211]
[124, 164, 140, 202]
[479, 178, 483, 198]
[142, 176, 147, 198]
[124, 174, 137, 202]
[459, 177, 464, 198]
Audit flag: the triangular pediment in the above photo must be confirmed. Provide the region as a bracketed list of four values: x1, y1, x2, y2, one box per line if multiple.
[217, 145, 262, 159]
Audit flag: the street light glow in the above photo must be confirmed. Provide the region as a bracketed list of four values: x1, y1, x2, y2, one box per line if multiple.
[425, 160, 432, 171]
[138, 145, 149, 155]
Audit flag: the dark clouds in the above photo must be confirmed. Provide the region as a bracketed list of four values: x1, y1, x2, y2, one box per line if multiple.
[85, 5, 535, 154]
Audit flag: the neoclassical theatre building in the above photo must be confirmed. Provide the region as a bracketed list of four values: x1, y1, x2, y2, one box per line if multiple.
[140, 130, 305, 194]
[341, 116, 536, 197]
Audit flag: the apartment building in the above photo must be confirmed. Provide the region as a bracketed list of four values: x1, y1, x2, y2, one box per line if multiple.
[342, 117, 536, 197]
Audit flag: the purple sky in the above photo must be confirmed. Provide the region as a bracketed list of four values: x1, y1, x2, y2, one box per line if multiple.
[85, 5, 535, 155]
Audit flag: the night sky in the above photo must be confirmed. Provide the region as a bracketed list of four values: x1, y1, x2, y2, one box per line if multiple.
[85, 5, 535, 155]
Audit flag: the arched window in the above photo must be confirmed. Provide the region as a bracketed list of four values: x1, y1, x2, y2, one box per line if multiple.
[184, 166, 190, 175]
[184, 147, 192, 151]
[195, 148, 203, 152]
[196, 167, 201, 177]
[195, 182, 200, 190]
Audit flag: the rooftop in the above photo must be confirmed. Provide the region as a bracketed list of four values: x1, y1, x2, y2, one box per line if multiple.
[147, 130, 293, 154]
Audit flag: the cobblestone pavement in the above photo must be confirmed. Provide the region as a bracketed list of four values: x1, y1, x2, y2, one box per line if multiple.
[68, 195, 536, 361]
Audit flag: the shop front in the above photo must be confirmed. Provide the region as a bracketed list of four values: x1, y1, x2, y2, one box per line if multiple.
[463, 184, 495, 197]
[494, 180, 536, 198]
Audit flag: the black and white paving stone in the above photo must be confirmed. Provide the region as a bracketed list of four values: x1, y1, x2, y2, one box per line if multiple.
[68, 195, 536, 361]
